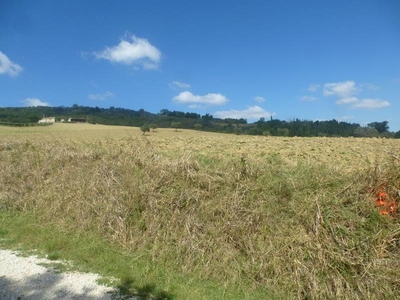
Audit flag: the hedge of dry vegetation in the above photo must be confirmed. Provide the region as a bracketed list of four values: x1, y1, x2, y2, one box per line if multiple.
[1, 133, 400, 299]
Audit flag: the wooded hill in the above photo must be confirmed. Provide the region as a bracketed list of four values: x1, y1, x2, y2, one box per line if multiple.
[1, 105, 399, 138]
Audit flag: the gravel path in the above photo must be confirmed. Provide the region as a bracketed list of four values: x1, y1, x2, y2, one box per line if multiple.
[0, 249, 130, 300]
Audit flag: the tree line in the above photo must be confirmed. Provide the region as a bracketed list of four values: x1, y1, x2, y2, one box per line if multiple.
[0, 105, 399, 138]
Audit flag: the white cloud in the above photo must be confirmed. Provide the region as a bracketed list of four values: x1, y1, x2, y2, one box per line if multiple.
[360, 83, 380, 91]
[323, 81, 357, 98]
[335, 97, 359, 105]
[300, 96, 318, 102]
[188, 104, 203, 109]
[351, 98, 390, 109]
[0, 51, 23, 77]
[214, 106, 275, 120]
[22, 98, 51, 107]
[173, 91, 228, 106]
[88, 91, 114, 100]
[307, 84, 319, 92]
[169, 81, 191, 89]
[142, 62, 158, 70]
[254, 96, 266, 103]
[93, 34, 161, 70]
[322, 80, 389, 109]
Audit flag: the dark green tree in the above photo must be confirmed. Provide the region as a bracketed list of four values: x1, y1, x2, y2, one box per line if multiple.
[234, 127, 242, 135]
[368, 121, 389, 134]
[201, 113, 213, 120]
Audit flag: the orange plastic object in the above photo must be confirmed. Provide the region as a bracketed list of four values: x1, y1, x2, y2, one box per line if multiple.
[372, 187, 397, 217]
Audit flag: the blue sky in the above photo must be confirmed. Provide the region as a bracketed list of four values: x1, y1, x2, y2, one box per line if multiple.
[1, 0, 400, 130]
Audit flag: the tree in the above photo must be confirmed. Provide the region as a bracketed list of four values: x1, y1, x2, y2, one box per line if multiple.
[248, 127, 262, 135]
[368, 121, 389, 134]
[263, 130, 271, 136]
[201, 113, 213, 120]
[140, 123, 150, 135]
[171, 121, 182, 131]
[149, 124, 157, 132]
[225, 123, 234, 133]
[394, 130, 400, 139]
[380, 131, 394, 138]
[194, 124, 202, 131]
[277, 128, 290, 136]
[354, 126, 379, 137]
[234, 127, 242, 135]
[159, 109, 170, 115]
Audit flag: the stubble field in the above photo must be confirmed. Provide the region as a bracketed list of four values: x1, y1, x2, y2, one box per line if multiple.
[2, 123, 398, 172]
[1, 123, 400, 299]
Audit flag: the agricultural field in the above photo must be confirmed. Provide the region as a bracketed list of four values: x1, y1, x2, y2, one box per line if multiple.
[1, 123, 398, 172]
[1, 123, 400, 299]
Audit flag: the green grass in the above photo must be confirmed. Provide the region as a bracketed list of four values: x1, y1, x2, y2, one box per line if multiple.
[0, 211, 277, 299]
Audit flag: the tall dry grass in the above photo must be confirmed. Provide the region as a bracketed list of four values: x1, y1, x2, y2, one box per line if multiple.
[1, 136, 399, 298]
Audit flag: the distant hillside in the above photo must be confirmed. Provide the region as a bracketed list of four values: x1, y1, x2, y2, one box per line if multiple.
[1, 105, 398, 138]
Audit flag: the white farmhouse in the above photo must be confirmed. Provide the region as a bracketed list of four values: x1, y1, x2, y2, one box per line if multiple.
[38, 117, 56, 124]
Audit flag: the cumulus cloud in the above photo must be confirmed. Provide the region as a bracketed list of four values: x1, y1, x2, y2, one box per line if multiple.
[254, 96, 266, 103]
[321, 80, 389, 109]
[214, 106, 275, 120]
[93, 34, 161, 70]
[335, 97, 359, 105]
[307, 84, 319, 92]
[0, 51, 23, 77]
[22, 98, 51, 107]
[300, 96, 318, 102]
[88, 91, 114, 100]
[323, 81, 357, 98]
[169, 81, 191, 89]
[351, 98, 390, 109]
[173, 91, 228, 106]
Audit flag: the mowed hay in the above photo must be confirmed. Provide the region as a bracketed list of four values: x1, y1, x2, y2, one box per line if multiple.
[1, 125, 400, 299]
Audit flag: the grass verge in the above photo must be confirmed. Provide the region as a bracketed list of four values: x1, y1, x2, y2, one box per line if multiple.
[0, 210, 277, 299]
[1, 136, 400, 299]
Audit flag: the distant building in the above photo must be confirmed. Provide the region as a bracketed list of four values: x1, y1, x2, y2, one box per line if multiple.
[38, 117, 55, 124]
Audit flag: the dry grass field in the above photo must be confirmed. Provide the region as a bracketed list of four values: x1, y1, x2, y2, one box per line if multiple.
[2, 123, 399, 172]
[1, 123, 400, 299]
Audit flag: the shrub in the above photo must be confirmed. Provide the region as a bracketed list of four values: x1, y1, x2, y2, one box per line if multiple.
[171, 121, 182, 132]
[149, 124, 157, 132]
[194, 124, 202, 131]
[140, 124, 150, 135]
